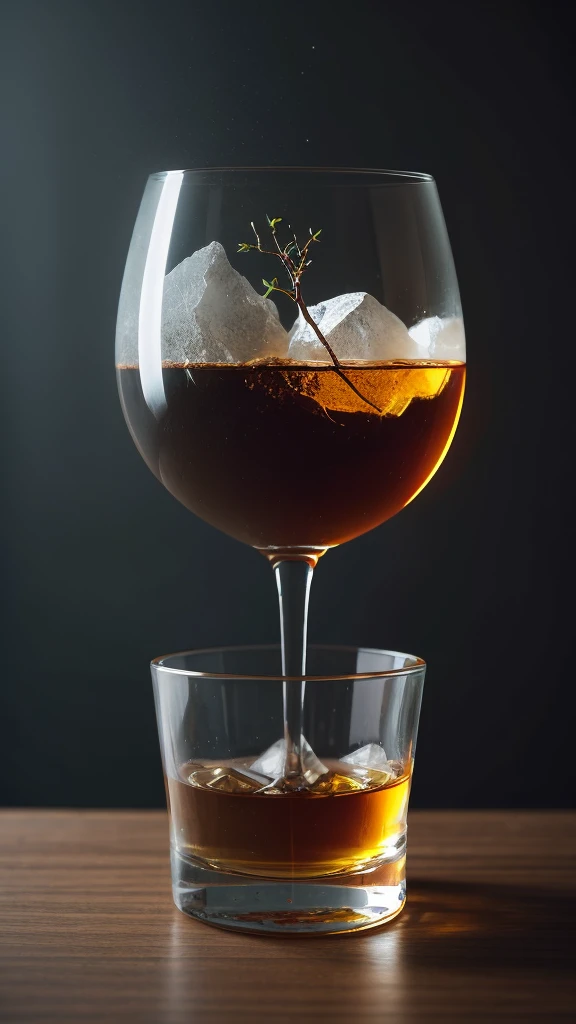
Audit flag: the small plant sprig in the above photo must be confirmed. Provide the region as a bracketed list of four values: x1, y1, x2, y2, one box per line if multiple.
[237, 217, 380, 414]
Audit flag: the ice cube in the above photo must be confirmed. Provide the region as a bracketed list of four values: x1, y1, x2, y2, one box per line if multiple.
[340, 746, 397, 788]
[308, 769, 368, 794]
[250, 739, 285, 777]
[187, 765, 272, 794]
[288, 292, 420, 363]
[305, 761, 394, 794]
[408, 316, 466, 361]
[251, 736, 329, 787]
[162, 241, 290, 364]
[342, 743, 392, 770]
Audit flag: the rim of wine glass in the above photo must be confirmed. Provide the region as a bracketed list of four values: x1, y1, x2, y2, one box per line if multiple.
[150, 165, 434, 184]
[151, 643, 426, 681]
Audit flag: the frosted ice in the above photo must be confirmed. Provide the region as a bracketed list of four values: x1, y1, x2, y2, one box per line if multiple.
[288, 292, 421, 362]
[342, 743, 392, 771]
[408, 316, 466, 361]
[251, 737, 329, 786]
[161, 241, 290, 364]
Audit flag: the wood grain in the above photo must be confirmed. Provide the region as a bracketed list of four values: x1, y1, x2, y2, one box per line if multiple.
[0, 810, 574, 1023]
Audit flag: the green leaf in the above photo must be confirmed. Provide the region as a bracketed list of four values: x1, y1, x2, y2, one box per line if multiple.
[262, 276, 280, 298]
[267, 216, 283, 229]
[312, 228, 322, 240]
[237, 242, 251, 252]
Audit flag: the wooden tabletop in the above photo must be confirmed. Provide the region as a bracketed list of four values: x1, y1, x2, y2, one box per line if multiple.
[0, 810, 574, 1023]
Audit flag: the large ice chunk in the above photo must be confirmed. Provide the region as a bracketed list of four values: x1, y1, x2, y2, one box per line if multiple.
[408, 316, 466, 361]
[162, 241, 290, 364]
[288, 292, 421, 362]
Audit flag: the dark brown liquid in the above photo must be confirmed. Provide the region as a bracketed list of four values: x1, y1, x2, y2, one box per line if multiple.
[117, 362, 465, 552]
[168, 758, 411, 879]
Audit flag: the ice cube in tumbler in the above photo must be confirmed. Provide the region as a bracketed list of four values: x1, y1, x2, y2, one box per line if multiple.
[342, 742, 392, 769]
[187, 765, 272, 794]
[251, 737, 329, 787]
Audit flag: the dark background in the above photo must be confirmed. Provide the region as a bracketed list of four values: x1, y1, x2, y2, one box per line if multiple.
[1, 0, 574, 808]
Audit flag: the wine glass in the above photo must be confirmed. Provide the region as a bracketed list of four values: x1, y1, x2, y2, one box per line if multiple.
[116, 167, 465, 787]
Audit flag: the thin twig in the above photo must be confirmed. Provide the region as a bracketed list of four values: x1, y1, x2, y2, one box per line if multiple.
[238, 220, 381, 414]
[293, 285, 381, 414]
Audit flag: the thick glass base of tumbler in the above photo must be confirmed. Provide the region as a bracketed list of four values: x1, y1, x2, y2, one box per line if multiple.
[171, 848, 406, 935]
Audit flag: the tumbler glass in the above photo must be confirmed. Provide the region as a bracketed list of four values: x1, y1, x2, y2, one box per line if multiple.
[152, 644, 425, 935]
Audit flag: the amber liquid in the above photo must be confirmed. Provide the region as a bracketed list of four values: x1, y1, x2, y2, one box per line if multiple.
[117, 361, 465, 552]
[167, 759, 411, 879]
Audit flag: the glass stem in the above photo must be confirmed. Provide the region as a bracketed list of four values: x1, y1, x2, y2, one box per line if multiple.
[274, 559, 314, 777]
